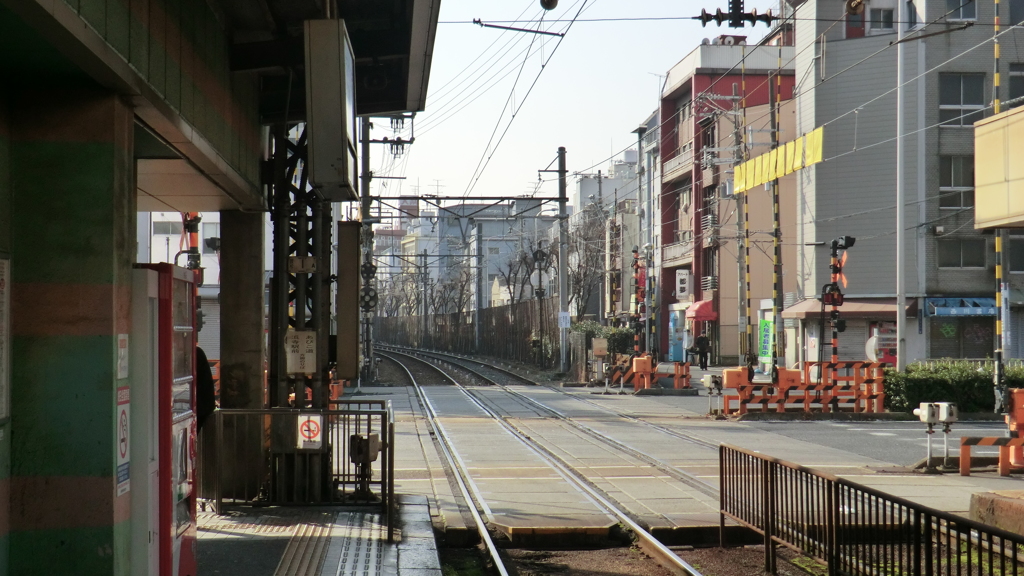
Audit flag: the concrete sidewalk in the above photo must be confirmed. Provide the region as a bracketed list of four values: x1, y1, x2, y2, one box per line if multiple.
[197, 495, 440, 576]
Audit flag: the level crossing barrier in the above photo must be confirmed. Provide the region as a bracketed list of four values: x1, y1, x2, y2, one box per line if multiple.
[802, 362, 886, 413]
[959, 436, 1024, 477]
[722, 363, 887, 415]
[720, 443, 1024, 575]
[197, 400, 395, 540]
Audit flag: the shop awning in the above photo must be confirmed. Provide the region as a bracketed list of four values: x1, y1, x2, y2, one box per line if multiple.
[925, 297, 997, 316]
[686, 299, 718, 321]
[781, 298, 917, 320]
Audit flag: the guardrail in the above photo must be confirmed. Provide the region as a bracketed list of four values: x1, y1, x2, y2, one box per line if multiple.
[720, 444, 1024, 575]
[198, 400, 395, 540]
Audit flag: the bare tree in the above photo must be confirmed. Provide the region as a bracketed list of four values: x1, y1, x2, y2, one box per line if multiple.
[495, 248, 535, 308]
[567, 203, 607, 320]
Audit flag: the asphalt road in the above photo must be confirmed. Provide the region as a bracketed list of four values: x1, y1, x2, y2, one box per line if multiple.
[741, 420, 1008, 466]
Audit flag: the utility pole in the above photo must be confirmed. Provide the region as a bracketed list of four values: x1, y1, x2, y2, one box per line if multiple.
[557, 147, 569, 374]
[732, 83, 747, 364]
[993, 0, 1007, 412]
[634, 126, 651, 357]
[475, 221, 483, 353]
[895, 0, 907, 371]
[769, 61, 783, 381]
[360, 117, 375, 384]
[421, 250, 428, 346]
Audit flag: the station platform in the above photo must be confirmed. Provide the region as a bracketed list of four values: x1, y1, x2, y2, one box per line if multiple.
[197, 495, 439, 576]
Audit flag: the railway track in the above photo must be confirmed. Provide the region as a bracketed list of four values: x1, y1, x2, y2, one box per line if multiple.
[381, 346, 723, 488]
[381, 349, 707, 576]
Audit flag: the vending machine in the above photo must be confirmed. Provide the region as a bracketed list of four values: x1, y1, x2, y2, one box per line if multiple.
[131, 264, 197, 576]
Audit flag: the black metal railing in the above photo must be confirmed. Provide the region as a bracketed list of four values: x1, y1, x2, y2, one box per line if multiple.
[198, 399, 395, 539]
[720, 444, 1024, 575]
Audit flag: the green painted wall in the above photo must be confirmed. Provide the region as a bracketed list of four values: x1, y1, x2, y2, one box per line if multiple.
[7, 86, 134, 576]
[64, 0, 260, 186]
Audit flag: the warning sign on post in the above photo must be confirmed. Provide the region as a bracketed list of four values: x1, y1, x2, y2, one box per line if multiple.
[116, 386, 130, 496]
[297, 414, 323, 450]
[285, 330, 317, 375]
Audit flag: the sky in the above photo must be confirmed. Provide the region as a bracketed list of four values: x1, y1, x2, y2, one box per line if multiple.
[370, 0, 781, 206]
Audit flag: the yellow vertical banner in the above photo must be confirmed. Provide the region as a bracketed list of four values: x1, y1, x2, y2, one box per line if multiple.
[783, 141, 795, 175]
[734, 162, 746, 193]
[776, 144, 788, 177]
[766, 149, 778, 181]
[806, 126, 824, 165]
[753, 155, 763, 187]
[744, 159, 755, 190]
[791, 137, 804, 171]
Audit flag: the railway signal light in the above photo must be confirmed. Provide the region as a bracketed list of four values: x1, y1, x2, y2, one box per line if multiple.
[360, 286, 378, 310]
[822, 284, 844, 307]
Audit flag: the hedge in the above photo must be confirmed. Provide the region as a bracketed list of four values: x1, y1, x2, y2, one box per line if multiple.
[884, 360, 1024, 413]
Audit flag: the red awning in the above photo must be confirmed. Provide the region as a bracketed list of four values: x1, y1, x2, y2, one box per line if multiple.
[686, 299, 718, 321]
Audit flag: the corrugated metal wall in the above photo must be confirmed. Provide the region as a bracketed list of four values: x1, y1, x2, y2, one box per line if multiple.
[198, 299, 221, 359]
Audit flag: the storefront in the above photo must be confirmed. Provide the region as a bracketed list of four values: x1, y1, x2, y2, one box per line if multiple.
[925, 298, 996, 359]
[782, 298, 918, 366]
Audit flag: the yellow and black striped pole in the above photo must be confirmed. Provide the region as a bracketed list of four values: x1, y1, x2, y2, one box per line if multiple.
[770, 44, 784, 383]
[742, 46, 755, 376]
[994, 0, 1007, 412]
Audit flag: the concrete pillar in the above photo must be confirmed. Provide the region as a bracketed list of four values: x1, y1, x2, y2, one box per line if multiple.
[219, 210, 265, 409]
[0, 90, 12, 576]
[8, 86, 134, 575]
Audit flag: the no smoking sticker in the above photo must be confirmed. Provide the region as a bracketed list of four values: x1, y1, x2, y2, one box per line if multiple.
[297, 414, 322, 450]
[116, 387, 130, 496]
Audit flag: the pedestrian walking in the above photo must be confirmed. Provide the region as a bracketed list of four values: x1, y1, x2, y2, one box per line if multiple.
[695, 332, 710, 371]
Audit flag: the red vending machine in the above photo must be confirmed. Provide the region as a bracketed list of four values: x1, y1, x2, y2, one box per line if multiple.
[144, 263, 198, 576]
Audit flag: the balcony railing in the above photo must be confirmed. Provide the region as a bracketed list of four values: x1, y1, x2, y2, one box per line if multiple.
[662, 148, 694, 183]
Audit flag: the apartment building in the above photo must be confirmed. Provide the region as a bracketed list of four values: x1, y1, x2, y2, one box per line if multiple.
[657, 37, 798, 365]
[789, 0, 1024, 363]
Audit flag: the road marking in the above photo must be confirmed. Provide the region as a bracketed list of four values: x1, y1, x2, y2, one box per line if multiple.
[869, 432, 896, 436]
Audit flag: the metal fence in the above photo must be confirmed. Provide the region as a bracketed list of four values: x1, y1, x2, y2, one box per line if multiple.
[198, 400, 395, 538]
[720, 444, 1024, 575]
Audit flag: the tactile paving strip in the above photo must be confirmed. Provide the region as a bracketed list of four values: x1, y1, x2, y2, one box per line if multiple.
[321, 511, 396, 576]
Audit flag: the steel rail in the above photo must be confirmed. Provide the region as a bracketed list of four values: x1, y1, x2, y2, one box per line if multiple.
[382, 345, 721, 451]
[386, 348, 705, 576]
[380, 353, 511, 576]
[384, 346, 721, 494]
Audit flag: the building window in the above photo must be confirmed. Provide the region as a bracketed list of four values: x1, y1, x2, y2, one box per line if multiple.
[906, 1, 918, 28]
[1012, 0, 1024, 25]
[939, 73, 985, 126]
[938, 156, 975, 208]
[153, 221, 183, 235]
[937, 238, 986, 268]
[946, 0, 976, 19]
[488, 247, 500, 255]
[202, 222, 220, 254]
[869, 8, 894, 29]
[1010, 234, 1024, 272]
[1010, 64, 1024, 108]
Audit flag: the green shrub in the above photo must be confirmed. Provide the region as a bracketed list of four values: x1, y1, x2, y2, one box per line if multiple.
[569, 320, 604, 341]
[884, 360, 1009, 413]
[604, 327, 635, 356]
